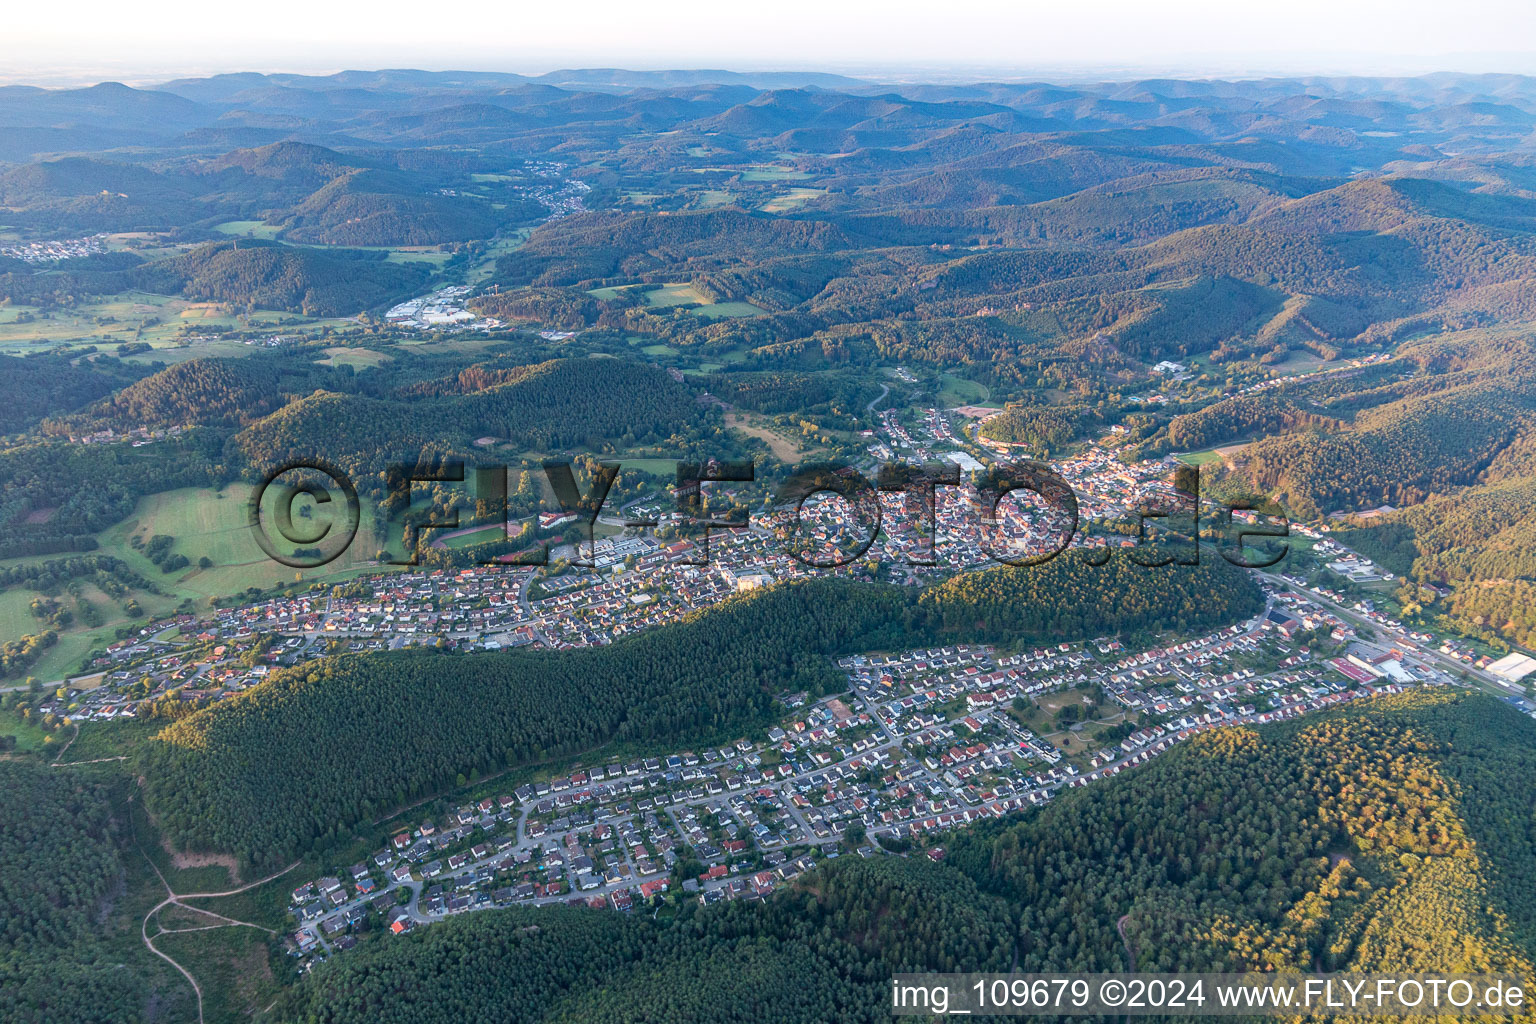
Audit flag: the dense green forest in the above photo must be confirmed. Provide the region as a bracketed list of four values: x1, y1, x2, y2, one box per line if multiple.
[702, 369, 881, 417]
[980, 401, 1099, 455]
[271, 690, 1536, 1023]
[131, 241, 434, 316]
[943, 689, 1536, 975]
[276, 169, 505, 246]
[0, 762, 143, 1024]
[138, 556, 1260, 867]
[1232, 381, 1535, 517]
[0, 353, 144, 435]
[273, 855, 1010, 1024]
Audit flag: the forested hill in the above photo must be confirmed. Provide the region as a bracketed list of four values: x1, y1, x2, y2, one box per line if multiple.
[58, 356, 286, 430]
[137, 557, 1261, 868]
[0, 239, 433, 316]
[948, 688, 1536, 974]
[129, 240, 433, 315]
[272, 690, 1536, 1023]
[276, 168, 505, 246]
[232, 356, 701, 483]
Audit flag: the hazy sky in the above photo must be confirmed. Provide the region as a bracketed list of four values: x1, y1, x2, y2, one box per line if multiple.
[6, 0, 1536, 84]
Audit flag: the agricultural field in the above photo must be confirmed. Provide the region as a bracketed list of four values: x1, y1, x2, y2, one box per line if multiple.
[617, 457, 681, 477]
[759, 187, 825, 213]
[690, 188, 734, 208]
[464, 228, 532, 286]
[0, 290, 355, 354]
[213, 220, 281, 239]
[314, 346, 393, 368]
[695, 164, 810, 182]
[641, 283, 765, 318]
[644, 282, 712, 307]
[432, 523, 511, 550]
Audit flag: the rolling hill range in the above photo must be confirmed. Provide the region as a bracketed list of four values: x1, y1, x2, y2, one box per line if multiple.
[3, 68, 1536, 674]
[7, 67, 1536, 1024]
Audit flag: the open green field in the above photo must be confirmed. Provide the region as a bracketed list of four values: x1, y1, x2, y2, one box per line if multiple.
[116, 339, 263, 365]
[314, 346, 393, 368]
[0, 708, 61, 753]
[592, 282, 762, 317]
[0, 290, 356, 354]
[640, 284, 765, 319]
[741, 165, 810, 182]
[695, 302, 764, 319]
[691, 189, 734, 209]
[587, 285, 636, 301]
[391, 335, 503, 356]
[434, 523, 509, 550]
[759, 187, 825, 213]
[342, 244, 454, 266]
[644, 282, 711, 307]
[0, 486, 405, 681]
[938, 373, 990, 406]
[697, 164, 810, 182]
[464, 228, 532, 286]
[1175, 449, 1224, 466]
[103, 486, 395, 595]
[0, 585, 130, 683]
[725, 412, 825, 462]
[386, 249, 452, 266]
[212, 219, 281, 239]
[214, 222, 449, 267]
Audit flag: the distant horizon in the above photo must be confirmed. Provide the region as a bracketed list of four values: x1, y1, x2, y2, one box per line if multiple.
[7, 58, 1536, 92]
[9, 0, 1536, 88]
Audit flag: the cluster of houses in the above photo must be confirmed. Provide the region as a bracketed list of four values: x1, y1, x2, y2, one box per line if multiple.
[0, 234, 108, 262]
[64, 423, 187, 446]
[265, 567, 1465, 974]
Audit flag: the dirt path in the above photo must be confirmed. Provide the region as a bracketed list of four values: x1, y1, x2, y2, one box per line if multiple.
[51, 723, 80, 763]
[137, 839, 299, 1024]
[1117, 914, 1137, 971]
[725, 412, 816, 461]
